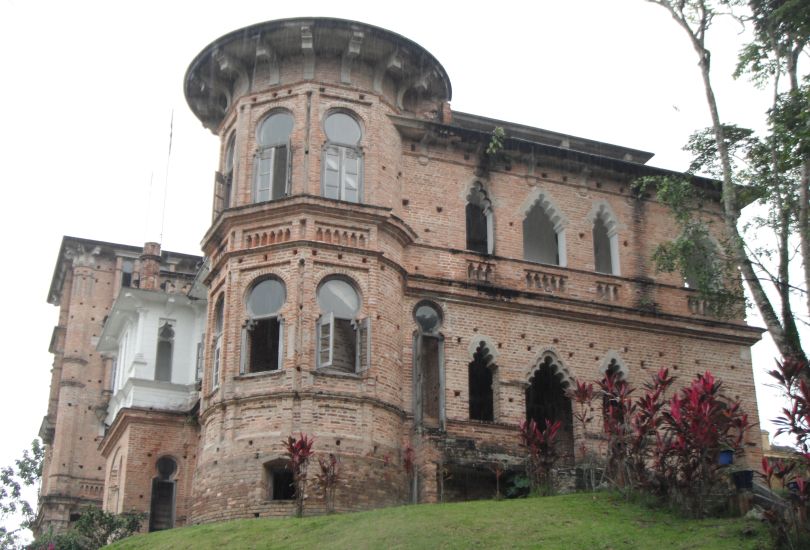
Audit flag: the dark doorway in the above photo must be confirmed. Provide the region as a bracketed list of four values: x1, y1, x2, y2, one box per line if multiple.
[525, 356, 574, 465]
[469, 343, 494, 421]
[149, 479, 175, 532]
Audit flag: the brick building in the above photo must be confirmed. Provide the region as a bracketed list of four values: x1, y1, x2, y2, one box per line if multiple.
[35, 17, 764, 534]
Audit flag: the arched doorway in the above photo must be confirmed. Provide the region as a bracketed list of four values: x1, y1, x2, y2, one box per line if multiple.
[525, 355, 574, 465]
[149, 456, 177, 532]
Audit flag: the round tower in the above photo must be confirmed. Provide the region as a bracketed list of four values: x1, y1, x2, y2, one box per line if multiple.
[185, 18, 451, 520]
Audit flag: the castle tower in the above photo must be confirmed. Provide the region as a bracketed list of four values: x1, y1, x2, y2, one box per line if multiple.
[185, 17, 764, 518]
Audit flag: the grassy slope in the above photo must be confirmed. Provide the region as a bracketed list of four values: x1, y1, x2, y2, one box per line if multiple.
[108, 493, 769, 550]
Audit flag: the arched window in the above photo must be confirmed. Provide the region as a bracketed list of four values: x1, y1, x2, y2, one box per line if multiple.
[212, 295, 224, 388]
[154, 321, 175, 382]
[413, 302, 444, 429]
[683, 230, 720, 290]
[469, 341, 496, 421]
[523, 195, 565, 266]
[316, 277, 370, 373]
[255, 111, 293, 202]
[526, 355, 574, 464]
[588, 202, 621, 276]
[241, 278, 286, 374]
[466, 183, 493, 255]
[222, 133, 235, 209]
[149, 456, 177, 532]
[322, 112, 363, 203]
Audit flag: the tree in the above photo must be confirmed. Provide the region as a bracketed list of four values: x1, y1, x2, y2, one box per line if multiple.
[646, 0, 809, 362]
[1, 439, 43, 549]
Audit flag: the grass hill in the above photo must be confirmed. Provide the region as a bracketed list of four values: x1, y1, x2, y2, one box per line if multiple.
[107, 493, 769, 550]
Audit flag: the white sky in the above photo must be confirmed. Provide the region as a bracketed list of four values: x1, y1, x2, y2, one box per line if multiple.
[0, 0, 805, 520]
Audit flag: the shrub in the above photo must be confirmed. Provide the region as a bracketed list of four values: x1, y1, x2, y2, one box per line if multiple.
[283, 433, 315, 518]
[519, 418, 562, 495]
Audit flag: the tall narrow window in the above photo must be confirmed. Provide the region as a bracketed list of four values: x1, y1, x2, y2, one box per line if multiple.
[524, 202, 561, 265]
[414, 302, 444, 429]
[121, 260, 133, 288]
[212, 296, 224, 389]
[322, 112, 363, 203]
[469, 341, 495, 421]
[593, 215, 613, 274]
[255, 111, 293, 202]
[223, 133, 235, 209]
[316, 278, 370, 374]
[466, 183, 493, 255]
[601, 358, 626, 427]
[241, 278, 286, 374]
[149, 457, 176, 532]
[526, 355, 574, 465]
[155, 322, 175, 382]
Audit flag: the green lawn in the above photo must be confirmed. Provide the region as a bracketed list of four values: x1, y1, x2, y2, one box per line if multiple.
[107, 493, 769, 550]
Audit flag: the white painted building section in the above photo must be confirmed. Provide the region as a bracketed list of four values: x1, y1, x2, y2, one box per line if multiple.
[98, 288, 206, 425]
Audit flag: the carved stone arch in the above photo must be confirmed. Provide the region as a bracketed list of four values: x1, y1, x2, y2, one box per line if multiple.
[521, 189, 568, 267]
[466, 180, 493, 214]
[527, 349, 574, 389]
[520, 188, 567, 231]
[600, 351, 629, 380]
[466, 336, 499, 367]
[585, 200, 623, 238]
[587, 200, 622, 276]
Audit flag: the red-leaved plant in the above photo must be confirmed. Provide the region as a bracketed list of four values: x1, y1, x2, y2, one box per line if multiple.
[283, 433, 315, 517]
[519, 418, 562, 495]
[765, 357, 810, 546]
[315, 453, 340, 514]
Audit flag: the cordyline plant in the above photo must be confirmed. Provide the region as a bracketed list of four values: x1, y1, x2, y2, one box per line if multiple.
[519, 418, 562, 495]
[283, 433, 315, 518]
[660, 371, 750, 517]
[599, 368, 674, 493]
[315, 453, 340, 514]
[568, 381, 602, 489]
[765, 357, 810, 547]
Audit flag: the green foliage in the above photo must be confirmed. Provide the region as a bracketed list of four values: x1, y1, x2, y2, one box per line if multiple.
[33, 507, 144, 550]
[0, 439, 44, 548]
[485, 126, 505, 157]
[633, 178, 743, 318]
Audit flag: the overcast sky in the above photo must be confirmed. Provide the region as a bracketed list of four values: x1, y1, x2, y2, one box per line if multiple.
[0, 0, 805, 517]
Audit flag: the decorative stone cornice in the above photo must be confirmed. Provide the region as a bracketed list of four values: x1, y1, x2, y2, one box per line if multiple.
[184, 18, 452, 133]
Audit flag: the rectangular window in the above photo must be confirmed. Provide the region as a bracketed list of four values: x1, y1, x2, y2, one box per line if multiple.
[265, 465, 295, 501]
[195, 336, 204, 382]
[213, 334, 222, 388]
[317, 315, 371, 374]
[322, 145, 362, 203]
[240, 317, 284, 374]
[255, 144, 290, 202]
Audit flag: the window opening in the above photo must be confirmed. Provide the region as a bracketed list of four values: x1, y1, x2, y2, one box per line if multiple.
[213, 296, 224, 388]
[322, 112, 363, 203]
[526, 356, 574, 465]
[223, 133, 235, 209]
[155, 322, 174, 382]
[468, 342, 495, 421]
[316, 278, 370, 373]
[149, 457, 176, 532]
[264, 462, 295, 500]
[121, 260, 133, 288]
[414, 302, 443, 429]
[466, 184, 493, 255]
[255, 112, 293, 203]
[593, 215, 613, 275]
[242, 278, 286, 374]
[524, 203, 559, 265]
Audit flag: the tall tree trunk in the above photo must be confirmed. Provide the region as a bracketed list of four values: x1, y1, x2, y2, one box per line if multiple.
[654, 1, 804, 361]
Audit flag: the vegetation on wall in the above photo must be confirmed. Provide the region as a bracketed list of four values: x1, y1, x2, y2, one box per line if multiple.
[646, 0, 809, 362]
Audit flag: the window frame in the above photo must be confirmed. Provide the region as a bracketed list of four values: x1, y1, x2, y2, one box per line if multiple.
[212, 296, 224, 391]
[315, 277, 371, 374]
[154, 319, 176, 383]
[412, 301, 445, 430]
[253, 111, 293, 204]
[320, 111, 364, 204]
[240, 277, 286, 375]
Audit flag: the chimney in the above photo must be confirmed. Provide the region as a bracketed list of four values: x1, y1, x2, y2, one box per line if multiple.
[440, 101, 452, 124]
[139, 242, 162, 291]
